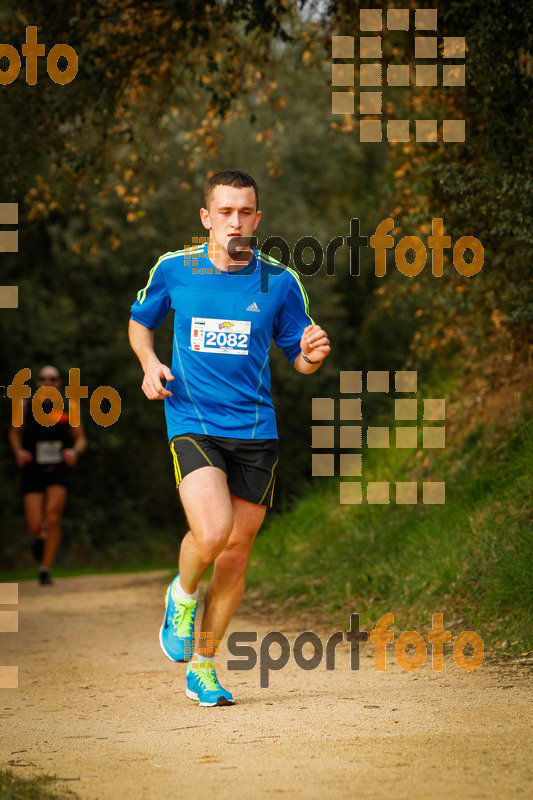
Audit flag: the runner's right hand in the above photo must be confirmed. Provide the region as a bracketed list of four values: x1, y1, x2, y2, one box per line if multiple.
[141, 361, 174, 400]
[15, 449, 33, 467]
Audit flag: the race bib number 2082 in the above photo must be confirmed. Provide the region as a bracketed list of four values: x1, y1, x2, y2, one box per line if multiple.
[190, 318, 251, 355]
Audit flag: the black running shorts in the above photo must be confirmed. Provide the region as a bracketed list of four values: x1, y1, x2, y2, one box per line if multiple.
[21, 464, 71, 494]
[169, 434, 278, 507]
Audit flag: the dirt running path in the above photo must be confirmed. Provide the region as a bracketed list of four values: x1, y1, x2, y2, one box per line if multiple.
[1, 572, 531, 800]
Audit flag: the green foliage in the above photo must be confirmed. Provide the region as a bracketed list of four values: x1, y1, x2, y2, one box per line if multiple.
[248, 417, 533, 653]
[0, 0, 303, 199]
[0, 768, 78, 800]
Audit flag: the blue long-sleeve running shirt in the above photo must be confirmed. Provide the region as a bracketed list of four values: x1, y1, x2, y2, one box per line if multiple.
[130, 243, 314, 441]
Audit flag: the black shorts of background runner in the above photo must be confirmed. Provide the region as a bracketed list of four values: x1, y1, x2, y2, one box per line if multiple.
[21, 464, 71, 494]
[169, 434, 278, 507]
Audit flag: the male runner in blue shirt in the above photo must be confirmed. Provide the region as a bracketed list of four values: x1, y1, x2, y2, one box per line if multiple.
[129, 170, 330, 706]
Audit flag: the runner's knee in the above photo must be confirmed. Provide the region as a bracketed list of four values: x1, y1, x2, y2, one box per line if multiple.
[198, 525, 233, 561]
[27, 520, 41, 537]
[45, 510, 61, 528]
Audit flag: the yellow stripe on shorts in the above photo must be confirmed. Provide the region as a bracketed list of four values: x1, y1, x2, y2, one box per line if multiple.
[170, 441, 182, 487]
[259, 457, 278, 506]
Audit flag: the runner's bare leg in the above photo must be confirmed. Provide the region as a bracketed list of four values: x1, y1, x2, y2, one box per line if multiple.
[24, 492, 45, 539]
[178, 467, 234, 593]
[200, 495, 265, 655]
[42, 485, 67, 569]
[178, 469, 266, 657]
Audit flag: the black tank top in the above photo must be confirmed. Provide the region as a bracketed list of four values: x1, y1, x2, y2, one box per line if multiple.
[21, 395, 73, 466]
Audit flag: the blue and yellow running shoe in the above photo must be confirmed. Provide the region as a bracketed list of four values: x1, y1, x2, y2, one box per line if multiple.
[186, 660, 235, 707]
[159, 575, 198, 662]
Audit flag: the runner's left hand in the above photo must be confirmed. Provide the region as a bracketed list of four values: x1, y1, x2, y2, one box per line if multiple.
[300, 325, 331, 363]
[63, 448, 78, 466]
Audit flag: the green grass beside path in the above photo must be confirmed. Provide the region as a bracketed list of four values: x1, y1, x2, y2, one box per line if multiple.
[0, 769, 79, 800]
[247, 419, 533, 655]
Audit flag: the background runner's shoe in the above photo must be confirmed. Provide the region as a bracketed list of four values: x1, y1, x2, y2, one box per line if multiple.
[159, 575, 198, 662]
[186, 661, 235, 707]
[38, 568, 52, 586]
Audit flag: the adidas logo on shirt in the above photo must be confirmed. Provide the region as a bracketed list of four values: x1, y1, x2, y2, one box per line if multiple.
[246, 302, 260, 312]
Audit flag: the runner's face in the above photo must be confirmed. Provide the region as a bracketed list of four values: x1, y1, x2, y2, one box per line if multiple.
[200, 185, 261, 258]
[37, 371, 61, 386]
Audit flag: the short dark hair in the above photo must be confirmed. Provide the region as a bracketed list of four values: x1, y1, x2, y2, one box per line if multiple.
[204, 170, 259, 210]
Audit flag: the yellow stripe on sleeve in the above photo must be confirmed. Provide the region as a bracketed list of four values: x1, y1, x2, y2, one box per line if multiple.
[137, 261, 161, 304]
[137, 245, 206, 304]
[256, 250, 315, 325]
[286, 267, 315, 325]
